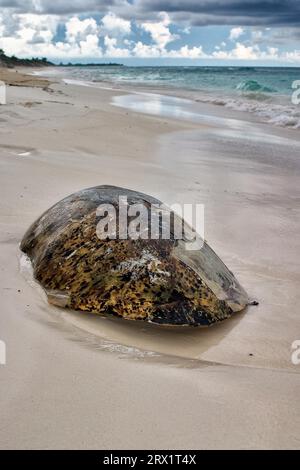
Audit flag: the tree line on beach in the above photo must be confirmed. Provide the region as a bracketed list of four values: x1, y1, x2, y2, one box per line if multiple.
[0, 49, 123, 68]
[0, 49, 53, 68]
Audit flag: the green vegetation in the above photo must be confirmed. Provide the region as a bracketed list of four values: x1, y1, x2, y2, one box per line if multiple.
[0, 49, 54, 68]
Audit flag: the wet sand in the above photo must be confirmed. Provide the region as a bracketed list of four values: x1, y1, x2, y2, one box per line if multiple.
[0, 71, 300, 449]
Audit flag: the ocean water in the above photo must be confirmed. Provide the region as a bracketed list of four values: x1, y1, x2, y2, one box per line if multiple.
[52, 66, 300, 129]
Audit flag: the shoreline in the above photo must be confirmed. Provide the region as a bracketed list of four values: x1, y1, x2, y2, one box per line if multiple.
[33, 65, 300, 131]
[1, 69, 300, 449]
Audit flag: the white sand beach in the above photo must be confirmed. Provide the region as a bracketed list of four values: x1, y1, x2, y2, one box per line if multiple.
[0, 68, 300, 449]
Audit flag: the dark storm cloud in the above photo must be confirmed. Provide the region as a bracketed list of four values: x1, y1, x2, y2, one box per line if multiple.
[134, 0, 300, 27]
[38, 0, 123, 15]
[0, 0, 37, 10]
[0, 0, 124, 15]
[0, 0, 299, 27]
[263, 27, 300, 45]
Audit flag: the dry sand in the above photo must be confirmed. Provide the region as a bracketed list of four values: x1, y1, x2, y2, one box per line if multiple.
[0, 69, 300, 449]
[0, 67, 51, 88]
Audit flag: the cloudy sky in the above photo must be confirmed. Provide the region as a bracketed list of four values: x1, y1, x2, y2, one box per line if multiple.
[0, 0, 300, 65]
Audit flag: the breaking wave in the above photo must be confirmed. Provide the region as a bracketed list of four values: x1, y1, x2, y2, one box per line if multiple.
[236, 79, 276, 94]
[197, 94, 300, 129]
[226, 100, 300, 128]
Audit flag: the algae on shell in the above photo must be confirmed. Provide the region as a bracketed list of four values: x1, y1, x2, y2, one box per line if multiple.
[21, 185, 249, 326]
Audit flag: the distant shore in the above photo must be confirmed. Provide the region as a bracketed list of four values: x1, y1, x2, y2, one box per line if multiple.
[0, 50, 53, 68]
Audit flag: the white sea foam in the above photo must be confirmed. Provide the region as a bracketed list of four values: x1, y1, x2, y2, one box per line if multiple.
[196, 94, 300, 129]
[226, 100, 300, 129]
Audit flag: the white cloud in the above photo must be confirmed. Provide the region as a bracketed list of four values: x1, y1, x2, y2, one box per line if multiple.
[0, 13, 102, 58]
[0, 13, 58, 56]
[265, 46, 279, 58]
[252, 30, 263, 41]
[65, 16, 99, 43]
[232, 42, 258, 59]
[49, 16, 102, 58]
[284, 50, 300, 61]
[229, 27, 244, 41]
[79, 34, 101, 57]
[168, 45, 206, 59]
[131, 41, 206, 59]
[182, 26, 191, 34]
[0, 9, 299, 64]
[18, 13, 58, 44]
[102, 12, 131, 36]
[141, 12, 178, 50]
[104, 35, 130, 57]
[0, 16, 4, 36]
[211, 42, 300, 62]
[132, 41, 161, 57]
[213, 42, 258, 60]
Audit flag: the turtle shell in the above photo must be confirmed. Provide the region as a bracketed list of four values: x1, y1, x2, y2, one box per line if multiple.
[21, 185, 249, 326]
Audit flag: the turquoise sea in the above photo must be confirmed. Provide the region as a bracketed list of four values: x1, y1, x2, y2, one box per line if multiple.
[46, 66, 300, 128]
